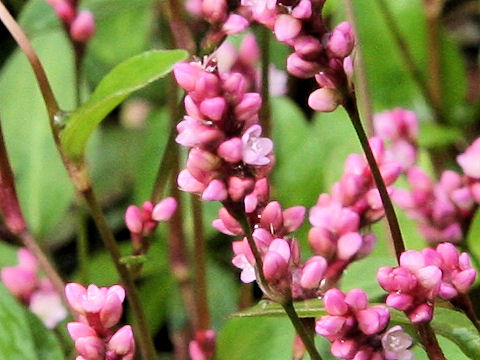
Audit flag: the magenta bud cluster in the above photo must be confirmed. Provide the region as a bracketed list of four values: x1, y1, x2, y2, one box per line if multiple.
[377, 243, 477, 323]
[44, 0, 95, 43]
[307, 137, 402, 281]
[65, 283, 135, 360]
[373, 108, 419, 170]
[189, 329, 216, 360]
[316, 288, 412, 360]
[1, 248, 67, 328]
[239, 0, 355, 112]
[125, 197, 177, 249]
[200, 0, 249, 35]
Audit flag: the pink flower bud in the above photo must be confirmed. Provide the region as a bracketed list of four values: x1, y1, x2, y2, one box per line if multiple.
[202, 0, 227, 23]
[213, 208, 244, 235]
[457, 138, 480, 178]
[1, 266, 37, 300]
[200, 97, 227, 122]
[300, 256, 327, 289]
[356, 305, 389, 335]
[282, 206, 306, 233]
[222, 14, 249, 35]
[54, 1, 75, 23]
[399, 250, 425, 272]
[222, 73, 247, 103]
[99, 292, 123, 328]
[228, 177, 254, 201]
[260, 201, 284, 232]
[83, 284, 106, 313]
[293, 36, 323, 59]
[291, 0, 312, 19]
[70, 11, 96, 43]
[217, 138, 243, 163]
[75, 336, 105, 360]
[239, 33, 260, 66]
[65, 283, 87, 314]
[152, 197, 177, 222]
[327, 22, 355, 58]
[202, 179, 228, 201]
[308, 88, 342, 112]
[178, 169, 207, 193]
[323, 288, 348, 316]
[287, 53, 320, 78]
[274, 14, 302, 42]
[386, 293, 414, 311]
[337, 232, 362, 260]
[108, 325, 135, 356]
[453, 269, 477, 293]
[344, 289, 368, 312]
[315, 315, 347, 338]
[67, 322, 96, 341]
[125, 206, 143, 234]
[408, 303, 433, 323]
[235, 93, 262, 121]
[331, 338, 357, 359]
[263, 251, 289, 281]
[29, 290, 67, 328]
[174, 63, 203, 92]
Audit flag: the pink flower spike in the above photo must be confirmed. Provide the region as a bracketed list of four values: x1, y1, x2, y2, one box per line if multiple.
[286, 53, 320, 78]
[83, 284, 106, 313]
[200, 97, 227, 122]
[99, 292, 124, 328]
[344, 289, 368, 312]
[399, 250, 425, 272]
[67, 322, 96, 341]
[323, 288, 348, 316]
[152, 197, 177, 222]
[70, 11, 96, 43]
[235, 93, 262, 121]
[222, 14, 249, 35]
[228, 177, 254, 201]
[274, 14, 302, 42]
[300, 256, 327, 289]
[242, 125, 273, 166]
[216, 208, 244, 235]
[337, 232, 363, 260]
[308, 88, 341, 112]
[232, 253, 256, 283]
[452, 269, 477, 294]
[416, 265, 441, 291]
[174, 63, 202, 92]
[331, 338, 357, 359]
[315, 315, 346, 338]
[282, 206, 306, 233]
[263, 251, 289, 281]
[386, 293, 414, 311]
[108, 325, 135, 356]
[244, 193, 258, 213]
[202, 179, 228, 201]
[125, 206, 143, 234]
[356, 306, 390, 335]
[408, 303, 433, 323]
[260, 201, 283, 232]
[217, 138, 243, 163]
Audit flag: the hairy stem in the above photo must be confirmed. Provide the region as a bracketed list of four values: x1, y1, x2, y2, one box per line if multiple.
[343, 95, 406, 261]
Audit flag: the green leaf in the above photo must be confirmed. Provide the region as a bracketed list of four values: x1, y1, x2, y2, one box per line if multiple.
[25, 311, 63, 360]
[60, 49, 188, 160]
[232, 299, 325, 318]
[418, 122, 462, 148]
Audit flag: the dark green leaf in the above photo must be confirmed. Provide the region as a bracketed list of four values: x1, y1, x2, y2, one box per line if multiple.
[25, 311, 63, 360]
[60, 50, 188, 160]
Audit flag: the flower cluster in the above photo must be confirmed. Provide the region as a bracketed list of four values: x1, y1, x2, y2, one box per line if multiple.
[1, 248, 67, 328]
[44, 0, 95, 43]
[125, 197, 177, 252]
[215, 33, 287, 96]
[377, 243, 477, 323]
[308, 137, 402, 282]
[316, 288, 412, 360]
[373, 108, 419, 170]
[65, 283, 135, 360]
[240, 0, 355, 112]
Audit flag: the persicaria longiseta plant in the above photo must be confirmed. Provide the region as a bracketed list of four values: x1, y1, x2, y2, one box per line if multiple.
[0, 0, 480, 359]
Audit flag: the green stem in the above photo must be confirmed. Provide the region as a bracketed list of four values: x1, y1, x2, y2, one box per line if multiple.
[76, 204, 89, 284]
[414, 323, 447, 360]
[282, 301, 323, 360]
[83, 189, 157, 360]
[343, 95, 406, 261]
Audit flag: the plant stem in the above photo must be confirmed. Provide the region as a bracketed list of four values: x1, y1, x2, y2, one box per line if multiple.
[375, 0, 444, 124]
[75, 204, 89, 284]
[282, 301, 323, 360]
[164, 0, 196, 54]
[344, 0, 373, 135]
[82, 189, 157, 360]
[191, 195, 211, 330]
[343, 95, 406, 261]
[259, 26, 272, 138]
[414, 323, 447, 360]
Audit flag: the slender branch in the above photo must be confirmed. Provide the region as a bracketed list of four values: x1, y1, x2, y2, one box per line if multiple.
[414, 323, 446, 360]
[259, 26, 272, 138]
[282, 301, 323, 360]
[75, 203, 89, 284]
[344, 0, 373, 135]
[343, 95, 406, 261]
[191, 195, 210, 330]
[164, 0, 196, 54]
[375, 0, 444, 124]
[82, 189, 157, 360]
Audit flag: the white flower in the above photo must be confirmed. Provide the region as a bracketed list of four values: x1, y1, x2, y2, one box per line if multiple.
[242, 125, 273, 166]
